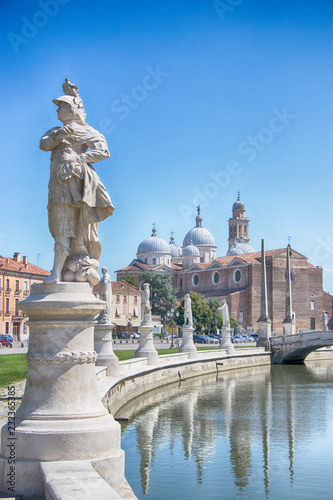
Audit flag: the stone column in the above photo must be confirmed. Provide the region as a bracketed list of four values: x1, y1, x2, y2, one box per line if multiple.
[257, 239, 272, 349]
[219, 328, 234, 354]
[135, 325, 158, 365]
[179, 326, 197, 359]
[283, 245, 296, 335]
[94, 323, 119, 376]
[0, 283, 127, 498]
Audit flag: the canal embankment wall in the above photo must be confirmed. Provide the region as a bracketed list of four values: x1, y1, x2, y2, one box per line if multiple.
[98, 348, 271, 416]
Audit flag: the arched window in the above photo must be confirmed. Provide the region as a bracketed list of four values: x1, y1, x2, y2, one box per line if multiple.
[192, 274, 199, 287]
[212, 271, 220, 285]
[233, 269, 241, 284]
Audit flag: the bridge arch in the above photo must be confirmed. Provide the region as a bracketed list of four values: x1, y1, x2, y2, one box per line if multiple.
[270, 331, 333, 364]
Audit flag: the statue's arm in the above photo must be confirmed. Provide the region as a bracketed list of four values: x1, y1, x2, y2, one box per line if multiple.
[39, 127, 61, 152]
[79, 137, 110, 165]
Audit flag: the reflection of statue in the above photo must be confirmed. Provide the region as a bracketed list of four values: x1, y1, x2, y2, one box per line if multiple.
[141, 283, 152, 325]
[322, 311, 329, 331]
[98, 267, 112, 324]
[219, 300, 230, 329]
[40, 79, 114, 285]
[183, 293, 193, 328]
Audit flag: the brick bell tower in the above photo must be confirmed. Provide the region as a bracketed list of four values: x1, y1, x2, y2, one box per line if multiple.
[228, 192, 250, 250]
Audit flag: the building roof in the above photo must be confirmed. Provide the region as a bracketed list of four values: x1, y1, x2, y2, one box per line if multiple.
[0, 253, 50, 277]
[94, 280, 141, 294]
[112, 281, 141, 293]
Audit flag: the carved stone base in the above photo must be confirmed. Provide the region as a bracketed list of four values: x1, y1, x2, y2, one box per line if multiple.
[219, 328, 234, 354]
[179, 326, 197, 359]
[94, 322, 119, 376]
[257, 320, 272, 349]
[135, 324, 158, 365]
[283, 320, 296, 336]
[0, 282, 130, 498]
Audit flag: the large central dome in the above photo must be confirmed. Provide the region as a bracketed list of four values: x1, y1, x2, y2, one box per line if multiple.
[183, 213, 216, 247]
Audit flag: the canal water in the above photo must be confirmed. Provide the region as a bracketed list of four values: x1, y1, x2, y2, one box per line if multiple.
[118, 361, 333, 499]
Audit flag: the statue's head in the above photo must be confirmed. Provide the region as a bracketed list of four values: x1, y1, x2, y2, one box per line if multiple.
[53, 95, 86, 124]
[53, 79, 86, 125]
[102, 267, 108, 274]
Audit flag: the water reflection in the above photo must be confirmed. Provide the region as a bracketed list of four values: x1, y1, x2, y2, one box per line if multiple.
[119, 361, 333, 499]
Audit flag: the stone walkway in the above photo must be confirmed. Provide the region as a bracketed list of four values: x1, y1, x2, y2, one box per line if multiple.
[0, 380, 26, 422]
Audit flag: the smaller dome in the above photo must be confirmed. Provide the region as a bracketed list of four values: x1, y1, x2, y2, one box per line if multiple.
[233, 192, 245, 211]
[169, 233, 182, 258]
[183, 242, 200, 257]
[227, 241, 255, 256]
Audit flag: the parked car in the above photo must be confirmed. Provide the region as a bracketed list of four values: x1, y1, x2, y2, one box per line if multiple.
[230, 335, 242, 343]
[206, 335, 219, 343]
[130, 332, 140, 339]
[243, 335, 255, 342]
[0, 335, 13, 347]
[193, 334, 209, 344]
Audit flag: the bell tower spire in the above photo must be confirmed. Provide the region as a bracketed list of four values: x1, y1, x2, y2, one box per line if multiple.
[228, 192, 250, 250]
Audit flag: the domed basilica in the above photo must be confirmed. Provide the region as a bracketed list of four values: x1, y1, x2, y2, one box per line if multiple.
[116, 194, 332, 332]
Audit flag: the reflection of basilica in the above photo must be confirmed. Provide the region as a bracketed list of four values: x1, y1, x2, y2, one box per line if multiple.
[119, 363, 332, 496]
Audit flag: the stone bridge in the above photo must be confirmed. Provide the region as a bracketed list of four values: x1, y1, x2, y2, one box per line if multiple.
[270, 330, 333, 364]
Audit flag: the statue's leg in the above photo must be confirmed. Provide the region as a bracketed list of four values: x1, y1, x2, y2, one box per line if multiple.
[44, 238, 71, 284]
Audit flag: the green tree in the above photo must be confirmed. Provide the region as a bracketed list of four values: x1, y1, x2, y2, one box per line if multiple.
[138, 273, 177, 317]
[176, 291, 212, 333]
[206, 298, 223, 332]
[119, 273, 137, 287]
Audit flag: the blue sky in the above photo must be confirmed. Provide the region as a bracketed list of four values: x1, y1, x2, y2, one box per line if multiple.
[1, 0, 333, 292]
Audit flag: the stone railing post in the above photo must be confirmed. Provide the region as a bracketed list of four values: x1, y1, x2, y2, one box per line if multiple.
[179, 326, 197, 359]
[219, 328, 234, 354]
[135, 325, 158, 365]
[94, 323, 119, 376]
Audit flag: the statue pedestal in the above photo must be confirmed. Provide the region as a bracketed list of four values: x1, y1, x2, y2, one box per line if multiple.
[0, 283, 127, 498]
[219, 328, 234, 354]
[94, 323, 119, 376]
[257, 320, 272, 349]
[135, 324, 158, 365]
[179, 326, 197, 359]
[283, 320, 296, 335]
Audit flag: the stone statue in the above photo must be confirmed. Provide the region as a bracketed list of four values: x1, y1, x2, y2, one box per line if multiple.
[141, 283, 152, 325]
[40, 79, 114, 285]
[322, 311, 329, 331]
[183, 293, 193, 328]
[98, 267, 112, 324]
[219, 300, 230, 329]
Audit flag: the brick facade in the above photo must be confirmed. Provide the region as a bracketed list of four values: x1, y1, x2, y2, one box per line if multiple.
[117, 248, 333, 333]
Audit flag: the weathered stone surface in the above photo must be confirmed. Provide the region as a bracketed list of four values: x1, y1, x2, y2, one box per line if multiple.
[41, 461, 122, 500]
[0, 282, 130, 498]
